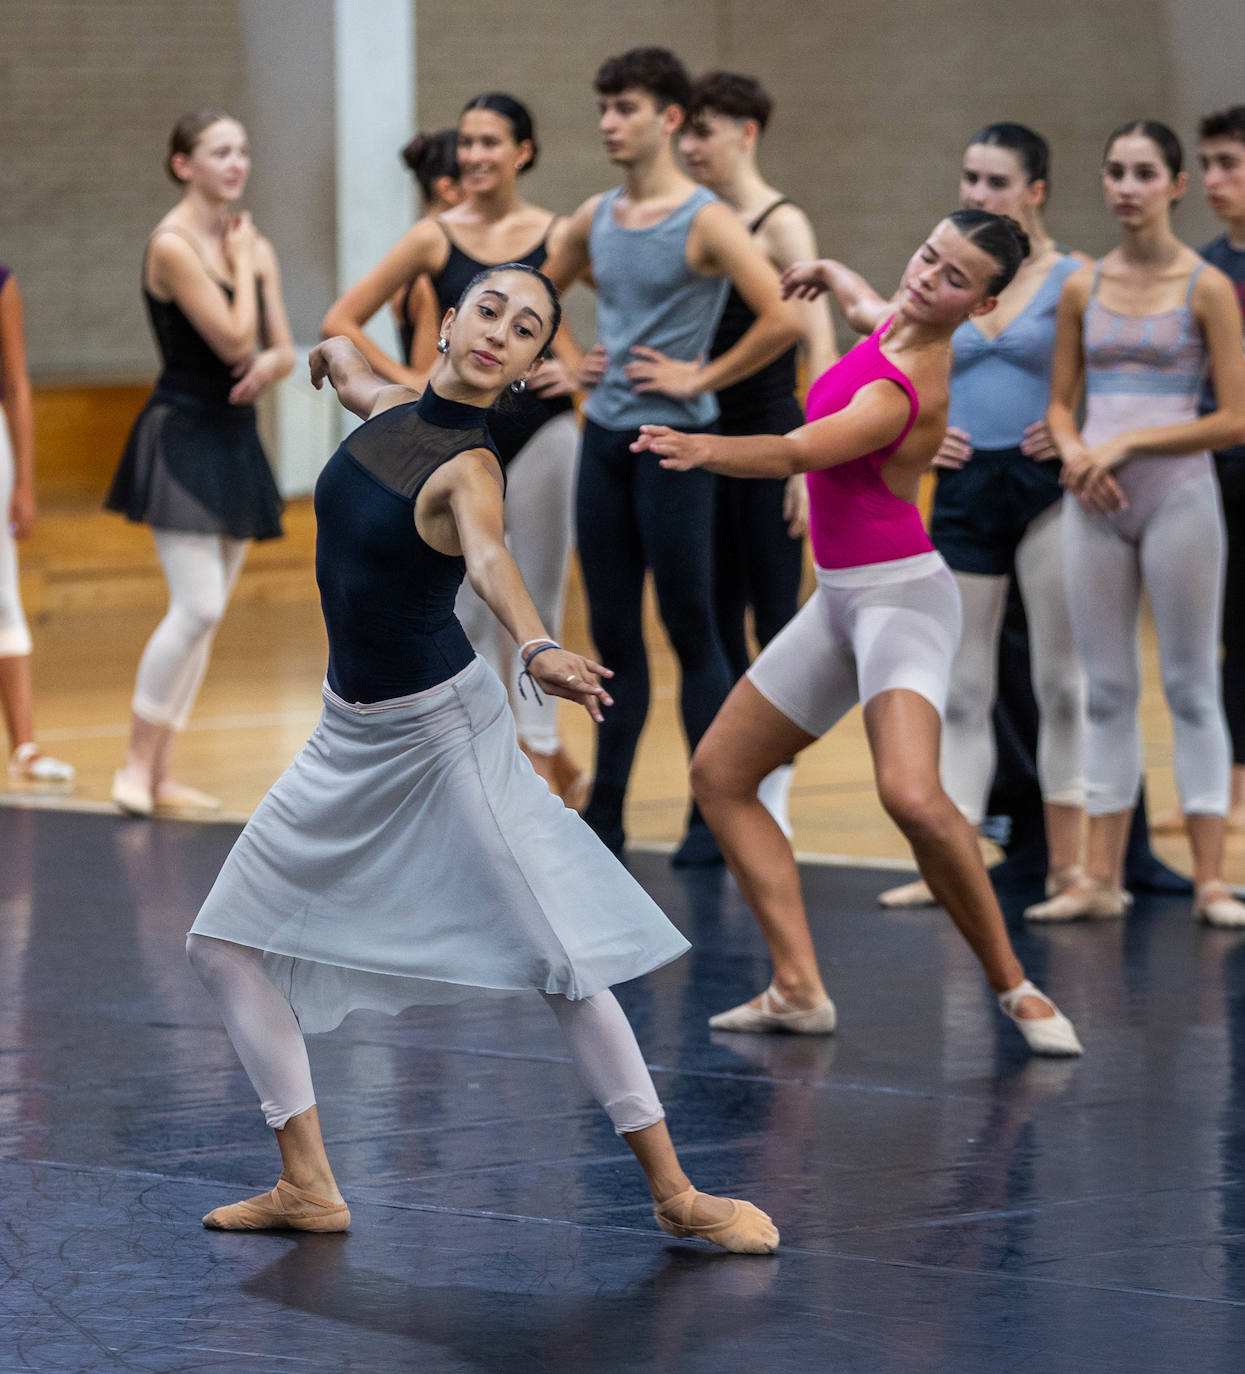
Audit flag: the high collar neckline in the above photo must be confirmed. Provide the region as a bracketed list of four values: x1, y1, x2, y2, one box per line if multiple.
[415, 385, 490, 429]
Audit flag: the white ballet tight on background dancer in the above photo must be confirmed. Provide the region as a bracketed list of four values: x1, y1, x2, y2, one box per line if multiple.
[1062, 473, 1230, 815]
[941, 503, 1085, 822]
[132, 529, 249, 728]
[186, 932, 666, 1135]
[454, 411, 577, 755]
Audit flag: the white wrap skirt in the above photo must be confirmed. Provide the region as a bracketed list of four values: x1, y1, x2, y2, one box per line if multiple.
[191, 656, 690, 1032]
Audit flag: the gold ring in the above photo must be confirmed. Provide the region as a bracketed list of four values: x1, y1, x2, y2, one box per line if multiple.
[567, 674, 577, 683]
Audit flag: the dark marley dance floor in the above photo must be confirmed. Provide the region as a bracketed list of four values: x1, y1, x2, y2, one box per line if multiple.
[4, 806, 1245, 1372]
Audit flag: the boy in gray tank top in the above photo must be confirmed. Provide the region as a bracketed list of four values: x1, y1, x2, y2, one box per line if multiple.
[545, 46, 798, 864]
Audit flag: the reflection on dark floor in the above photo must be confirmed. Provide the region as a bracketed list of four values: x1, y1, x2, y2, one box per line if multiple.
[3, 806, 1245, 1372]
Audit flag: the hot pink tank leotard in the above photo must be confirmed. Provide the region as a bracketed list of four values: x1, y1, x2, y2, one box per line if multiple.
[804, 321, 928, 570]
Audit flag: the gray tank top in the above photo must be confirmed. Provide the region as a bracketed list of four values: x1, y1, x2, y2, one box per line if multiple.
[583, 185, 728, 431]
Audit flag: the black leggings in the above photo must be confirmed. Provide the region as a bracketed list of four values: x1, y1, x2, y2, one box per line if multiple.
[1219, 456, 1245, 766]
[576, 420, 732, 835]
[713, 402, 805, 679]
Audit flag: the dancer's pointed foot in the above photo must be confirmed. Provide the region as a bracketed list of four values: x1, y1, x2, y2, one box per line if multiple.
[708, 984, 836, 1035]
[653, 1187, 779, 1253]
[202, 1177, 350, 1232]
[998, 979, 1083, 1056]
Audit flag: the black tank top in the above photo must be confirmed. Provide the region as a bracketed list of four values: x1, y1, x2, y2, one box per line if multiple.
[314, 388, 501, 703]
[429, 221, 572, 465]
[143, 233, 267, 405]
[710, 199, 799, 423]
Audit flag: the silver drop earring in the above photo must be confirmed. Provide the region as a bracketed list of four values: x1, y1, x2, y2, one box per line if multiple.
[510, 377, 526, 394]
[436, 336, 449, 354]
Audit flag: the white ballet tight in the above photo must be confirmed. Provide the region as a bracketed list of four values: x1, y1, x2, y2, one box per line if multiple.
[186, 933, 665, 1136]
[1062, 476, 1231, 815]
[941, 505, 1086, 824]
[455, 411, 577, 754]
[0, 421, 32, 658]
[132, 530, 249, 729]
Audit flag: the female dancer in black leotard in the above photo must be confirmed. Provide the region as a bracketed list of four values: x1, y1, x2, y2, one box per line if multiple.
[186, 264, 777, 1254]
[107, 110, 293, 816]
[323, 93, 588, 806]
[390, 128, 461, 380]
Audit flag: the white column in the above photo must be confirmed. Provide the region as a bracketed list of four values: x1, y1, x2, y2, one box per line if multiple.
[334, 0, 416, 341]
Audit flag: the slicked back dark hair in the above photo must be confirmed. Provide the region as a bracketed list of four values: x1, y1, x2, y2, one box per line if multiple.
[1104, 119, 1183, 178]
[969, 122, 1049, 186]
[687, 71, 773, 132]
[594, 47, 692, 112]
[947, 210, 1031, 295]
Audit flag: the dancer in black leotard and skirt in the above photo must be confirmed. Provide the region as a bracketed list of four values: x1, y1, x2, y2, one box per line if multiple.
[107, 110, 293, 816]
[186, 264, 777, 1254]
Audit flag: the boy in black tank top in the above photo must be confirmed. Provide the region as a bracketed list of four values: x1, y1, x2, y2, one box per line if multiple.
[543, 49, 800, 865]
[679, 72, 836, 837]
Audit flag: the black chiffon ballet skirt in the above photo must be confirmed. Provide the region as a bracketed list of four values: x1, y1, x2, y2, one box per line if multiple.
[106, 282, 284, 541]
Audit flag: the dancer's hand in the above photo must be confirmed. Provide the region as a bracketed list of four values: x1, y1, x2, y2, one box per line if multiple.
[9, 482, 34, 540]
[931, 426, 973, 470]
[624, 346, 704, 399]
[783, 474, 809, 538]
[575, 344, 608, 389]
[631, 425, 714, 471]
[780, 261, 830, 300]
[1020, 419, 1060, 461]
[1064, 438, 1128, 513]
[308, 337, 363, 391]
[222, 212, 257, 272]
[527, 648, 614, 723]
[528, 357, 574, 398]
[229, 351, 280, 405]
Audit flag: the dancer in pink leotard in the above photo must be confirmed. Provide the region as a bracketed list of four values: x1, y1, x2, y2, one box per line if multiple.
[633, 211, 1082, 1056]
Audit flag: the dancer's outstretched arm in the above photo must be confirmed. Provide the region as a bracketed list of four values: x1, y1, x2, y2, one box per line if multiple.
[309, 336, 417, 420]
[630, 379, 911, 479]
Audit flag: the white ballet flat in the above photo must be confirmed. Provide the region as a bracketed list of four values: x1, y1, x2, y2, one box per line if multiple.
[877, 878, 938, 909]
[1023, 879, 1132, 922]
[708, 984, 836, 1035]
[998, 979, 1084, 1057]
[1194, 884, 1245, 929]
[111, 770, 154, 817]
[9, 743, 75, 785]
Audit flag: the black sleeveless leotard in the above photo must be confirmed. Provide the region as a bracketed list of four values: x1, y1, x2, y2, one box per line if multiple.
[429, 222, 572, 466]
[106, 241, 284, 540]
[710, 199, 801, 433]
[314, 387, 501, 702]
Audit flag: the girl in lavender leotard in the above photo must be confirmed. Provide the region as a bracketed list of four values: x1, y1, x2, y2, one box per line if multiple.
[632, 211, 1082, 1057]
[1040, 120, 1245, 926]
